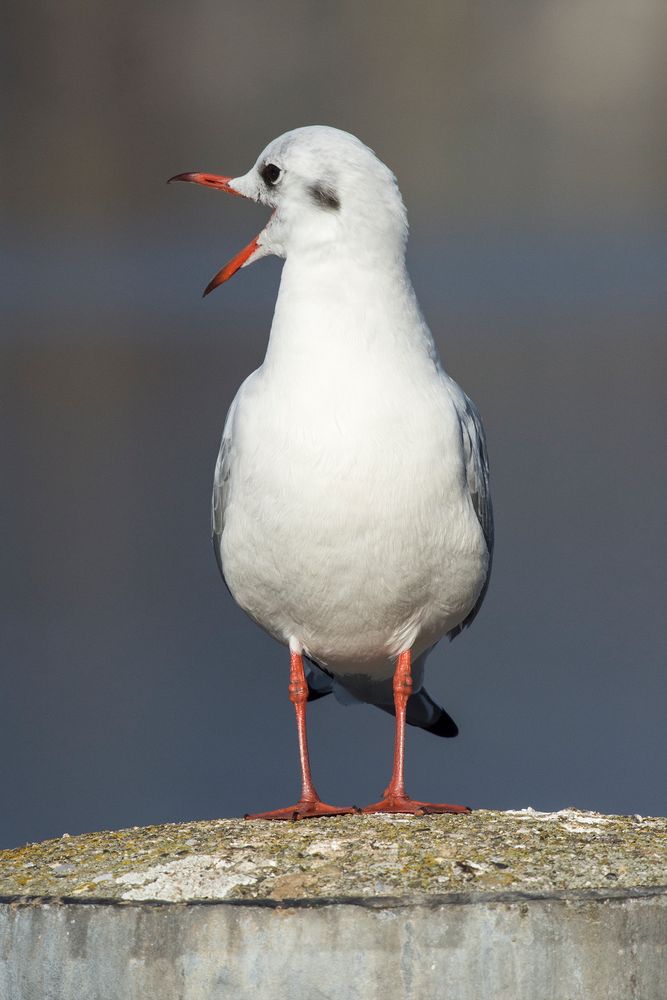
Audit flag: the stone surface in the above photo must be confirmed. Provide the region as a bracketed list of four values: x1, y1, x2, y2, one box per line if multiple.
[1, 809, 666, 1000]
[1, 808, 665, 902]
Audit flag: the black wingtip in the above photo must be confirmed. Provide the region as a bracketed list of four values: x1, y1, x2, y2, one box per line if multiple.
[423, 710, 459, 739]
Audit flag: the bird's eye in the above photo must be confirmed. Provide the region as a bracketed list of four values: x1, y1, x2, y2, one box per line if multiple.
[261, 163, 281, 186]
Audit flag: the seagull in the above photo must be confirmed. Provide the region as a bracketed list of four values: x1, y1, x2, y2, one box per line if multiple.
[169, 126, 493, 820]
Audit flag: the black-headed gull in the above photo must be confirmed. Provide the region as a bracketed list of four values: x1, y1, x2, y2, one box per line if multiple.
[169, 126, 493, 819]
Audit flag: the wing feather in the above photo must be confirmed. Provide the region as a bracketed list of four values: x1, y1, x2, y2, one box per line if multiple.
[445, 378, 494, 638]
[211, 393, 240, 580]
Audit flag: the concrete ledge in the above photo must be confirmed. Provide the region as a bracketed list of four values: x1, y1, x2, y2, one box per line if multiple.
[2, 809, 666, 999]
[2, 889, 666, 1000]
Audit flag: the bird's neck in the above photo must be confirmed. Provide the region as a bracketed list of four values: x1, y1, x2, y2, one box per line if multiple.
[263, 252, 440, 379]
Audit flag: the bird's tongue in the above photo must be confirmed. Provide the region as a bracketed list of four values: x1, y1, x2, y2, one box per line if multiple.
[167, 171, 264, 296]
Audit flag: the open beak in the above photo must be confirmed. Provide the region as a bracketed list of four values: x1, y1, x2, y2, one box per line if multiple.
[167, 172, 262, 296]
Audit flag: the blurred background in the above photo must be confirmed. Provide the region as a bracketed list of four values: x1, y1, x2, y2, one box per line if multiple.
[2, 0, 666, 849]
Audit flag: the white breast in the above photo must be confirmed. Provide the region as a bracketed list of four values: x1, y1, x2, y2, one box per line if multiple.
[219, 352, 487, 679]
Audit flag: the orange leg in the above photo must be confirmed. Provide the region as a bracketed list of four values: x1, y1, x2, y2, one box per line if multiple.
[363, 650, 471, 815]
[245, 651, 358, 821]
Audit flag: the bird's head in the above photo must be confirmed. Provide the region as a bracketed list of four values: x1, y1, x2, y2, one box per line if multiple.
[169, 126, 408, 296]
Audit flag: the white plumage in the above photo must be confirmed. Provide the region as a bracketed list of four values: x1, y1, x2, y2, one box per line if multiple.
[173, 126, 492, 816]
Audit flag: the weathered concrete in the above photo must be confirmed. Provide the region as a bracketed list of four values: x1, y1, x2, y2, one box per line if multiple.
[1, 809, 666, 999]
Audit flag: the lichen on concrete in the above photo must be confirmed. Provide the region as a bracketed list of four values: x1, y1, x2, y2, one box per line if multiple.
[0, 808, 665, 903]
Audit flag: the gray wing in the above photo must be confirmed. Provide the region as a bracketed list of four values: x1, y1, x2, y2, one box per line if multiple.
[211, 393, 240, 581]
[446, 378, 494, 639]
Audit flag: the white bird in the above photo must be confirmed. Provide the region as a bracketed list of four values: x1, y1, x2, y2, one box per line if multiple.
[169, 126, 493, 820]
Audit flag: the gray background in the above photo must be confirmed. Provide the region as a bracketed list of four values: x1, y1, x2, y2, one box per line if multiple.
[2, 0, 665, 849]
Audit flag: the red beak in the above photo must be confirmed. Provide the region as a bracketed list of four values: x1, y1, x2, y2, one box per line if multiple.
[167, 172, 243, 196]
[167, 172, 260, 296]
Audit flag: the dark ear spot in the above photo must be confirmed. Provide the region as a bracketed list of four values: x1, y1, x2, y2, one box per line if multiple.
[309, 183, 340, 211]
